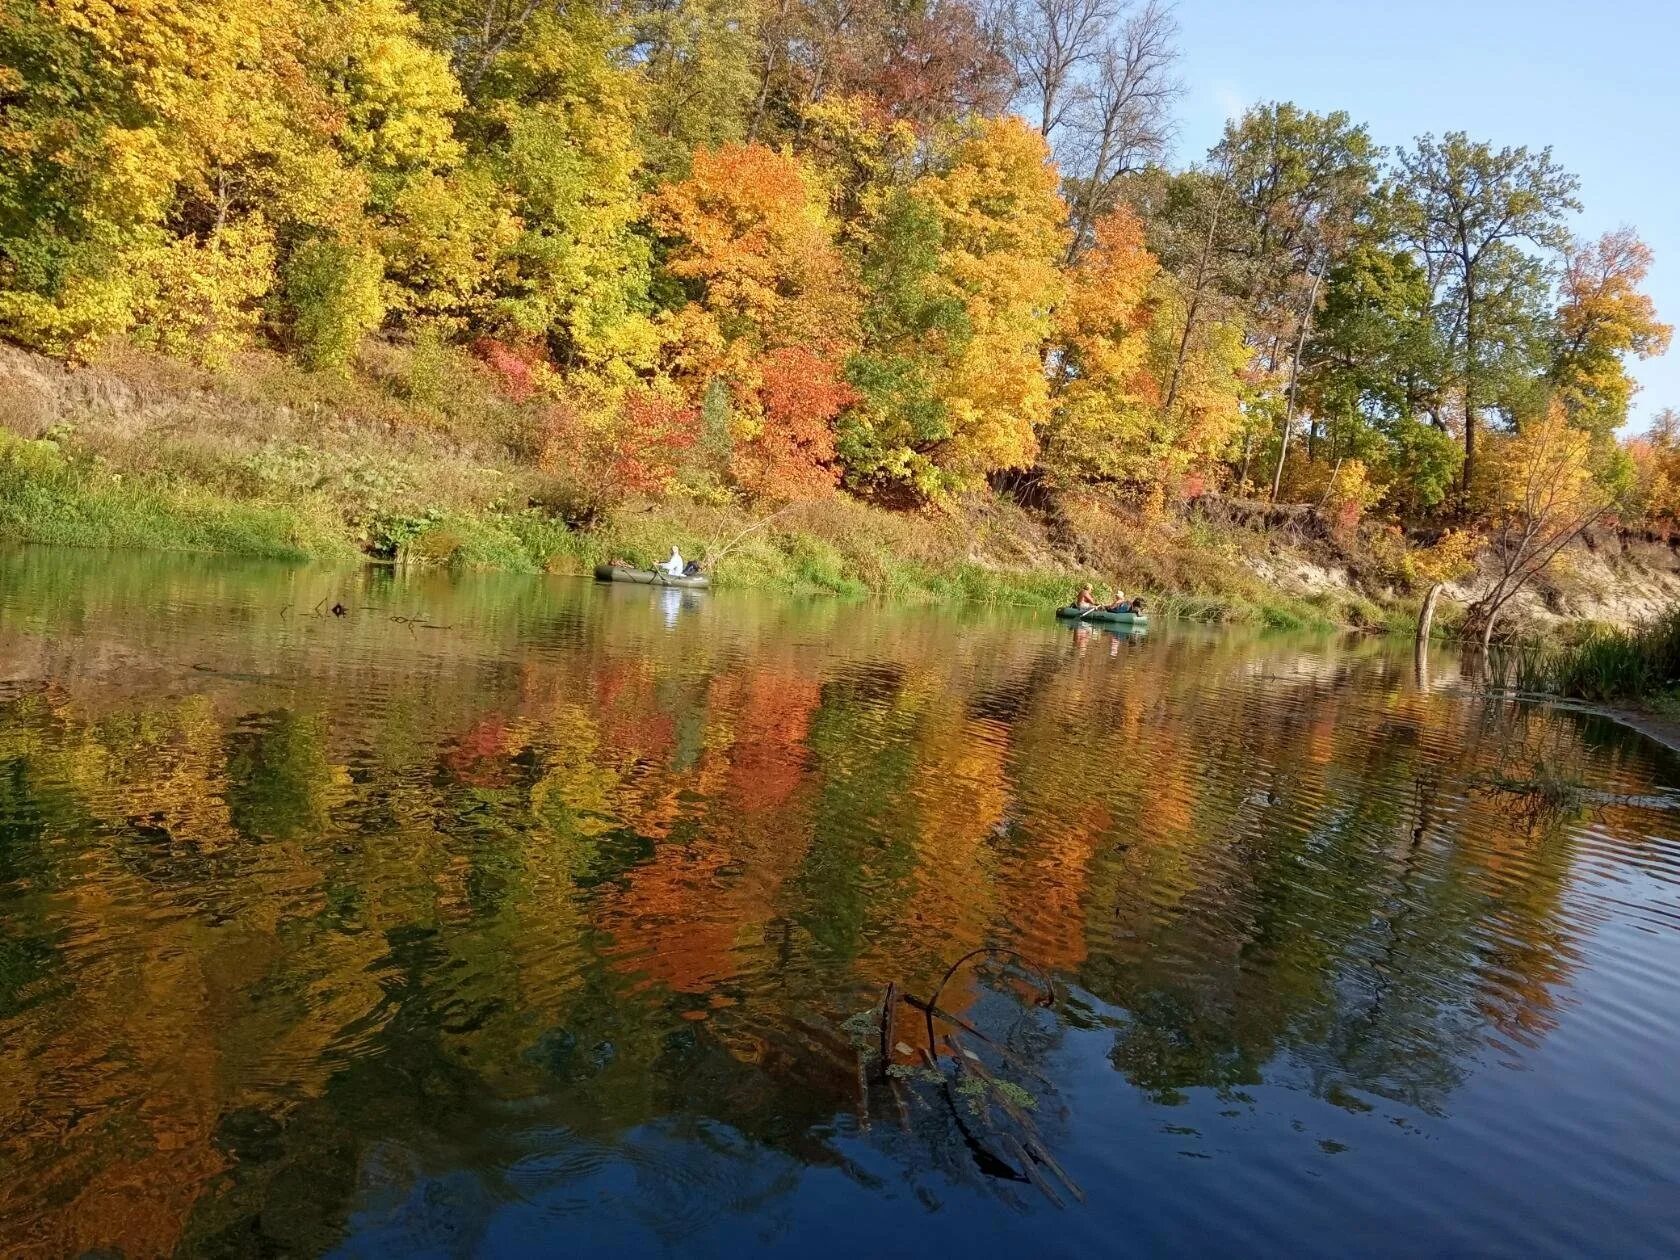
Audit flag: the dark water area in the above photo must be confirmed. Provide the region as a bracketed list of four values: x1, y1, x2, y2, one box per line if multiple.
[2, 548, 1679, 1258]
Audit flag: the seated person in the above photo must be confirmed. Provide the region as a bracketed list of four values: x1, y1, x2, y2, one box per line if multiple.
[1106, 586, 1128, 612]
[1075, 583, 1098, 608]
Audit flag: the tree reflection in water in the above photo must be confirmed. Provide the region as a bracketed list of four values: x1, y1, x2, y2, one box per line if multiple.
[0, 549, 1678, 1256]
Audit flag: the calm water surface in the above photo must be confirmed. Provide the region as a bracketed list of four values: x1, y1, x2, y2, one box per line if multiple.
[2, 549, 1679, 1258]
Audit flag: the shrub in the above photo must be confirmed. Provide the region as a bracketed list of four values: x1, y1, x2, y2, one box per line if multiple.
[285, 239, 385, 373]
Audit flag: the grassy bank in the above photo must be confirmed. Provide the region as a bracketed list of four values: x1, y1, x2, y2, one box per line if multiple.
[1514, 607, 1680, 704]
[0, 341, 1410, 630]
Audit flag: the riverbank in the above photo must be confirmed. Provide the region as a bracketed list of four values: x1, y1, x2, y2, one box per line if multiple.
[0, 419, 1378, 630]
[0, 342, 1408, 631]
[4, 341, 1677, 637]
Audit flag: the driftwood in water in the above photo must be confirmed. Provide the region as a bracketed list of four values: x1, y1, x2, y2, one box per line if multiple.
[878, 982, 896, 1077]
[900, 992, 1037, 1077]
[1026, 1137, 1085, 1204]
[863, 949, 1076, 1209]
[1002, 1134, 1063, 1208]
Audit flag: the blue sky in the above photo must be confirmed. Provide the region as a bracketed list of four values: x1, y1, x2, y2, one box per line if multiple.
[1167, 0, 1677, 429]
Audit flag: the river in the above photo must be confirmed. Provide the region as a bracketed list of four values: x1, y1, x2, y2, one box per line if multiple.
[1, 548, 1678, 1257]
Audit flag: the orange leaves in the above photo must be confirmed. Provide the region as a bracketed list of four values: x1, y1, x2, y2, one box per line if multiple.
[650, 143, 867, 503]
[649, 143, 858, 365]
[616, 393, 702, 494]
[537, 390, 700, 500]
[1058, 206, 1158, 368]
[731, 347, 859, 502]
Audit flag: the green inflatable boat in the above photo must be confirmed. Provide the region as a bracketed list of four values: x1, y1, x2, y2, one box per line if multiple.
[594, 563, 711, 590]
[1055, 605, 1149, 627]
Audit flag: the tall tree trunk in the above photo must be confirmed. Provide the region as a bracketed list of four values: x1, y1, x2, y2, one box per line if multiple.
[1165, 190, 1224, 415]
[1460, 260, 1478, 502]
[1269, 265, 1324, 505]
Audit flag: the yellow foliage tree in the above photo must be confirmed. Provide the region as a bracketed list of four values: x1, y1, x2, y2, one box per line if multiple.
[1549, 229, 1672, 440]
[914, 116, 1068, 479]
[1144, 275, 1251, 484]
[1042, 206, 1160, 483]
[1465, 401, 1611, 649]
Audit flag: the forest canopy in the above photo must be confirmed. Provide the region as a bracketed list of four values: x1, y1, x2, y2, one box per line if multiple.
[0, 0, 1669, 519]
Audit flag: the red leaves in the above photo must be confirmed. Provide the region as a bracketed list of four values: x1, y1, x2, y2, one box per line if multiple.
[472, 338, 548, 402]
[538, 393, 700, 500]
[615, 394, 701, 495]
[731, 348, 859, 502]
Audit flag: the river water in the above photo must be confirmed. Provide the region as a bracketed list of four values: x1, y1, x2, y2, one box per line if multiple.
[1, 549, 1678, 1258]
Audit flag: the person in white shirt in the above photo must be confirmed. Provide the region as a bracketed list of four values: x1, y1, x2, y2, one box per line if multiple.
[660, 546, 685, 576]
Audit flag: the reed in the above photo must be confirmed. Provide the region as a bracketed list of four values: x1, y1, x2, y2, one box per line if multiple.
[1513, 606, 1680, 702]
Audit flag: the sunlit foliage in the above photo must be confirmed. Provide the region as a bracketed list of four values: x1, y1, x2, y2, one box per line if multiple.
[0, 0, 1669, 519]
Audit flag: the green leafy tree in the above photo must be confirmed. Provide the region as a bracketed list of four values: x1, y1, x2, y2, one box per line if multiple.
[1395, 133, 1580, 497]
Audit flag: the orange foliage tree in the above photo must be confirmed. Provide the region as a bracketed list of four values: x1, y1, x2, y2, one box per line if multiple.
[649, 142, 862, 501]
[731, 346, 860, 502]
[1042, 206, 1162, 484]
[539, 390, 701, 505]
[649, 142, 858, 366]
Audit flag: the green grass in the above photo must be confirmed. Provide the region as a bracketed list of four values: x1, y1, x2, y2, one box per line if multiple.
[1513, 606, 1680, 702]
[0, 432, 350, 560]
[0, 342, 1432, 629]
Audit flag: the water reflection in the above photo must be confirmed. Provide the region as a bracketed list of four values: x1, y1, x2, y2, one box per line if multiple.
[1, 548, 1679, 1257]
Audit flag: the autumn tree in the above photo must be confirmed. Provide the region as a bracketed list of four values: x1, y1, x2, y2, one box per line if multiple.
[747, 0, 1013, 137]
[1464, 402, 1614, 651]
[1198, 105, 1381, 499]
[1626, 410, 1680, 521]
[1131, 167, 1250, 460]
[841, 187, 971, 495]
[912, 115, 1069, 484]
[621, 0, 760, 169]
[1547, 228, 1672, 441]
[1041, 205, 1159, 483]
[650, 141, 859, 495]
[1000, 0, 1180, 255]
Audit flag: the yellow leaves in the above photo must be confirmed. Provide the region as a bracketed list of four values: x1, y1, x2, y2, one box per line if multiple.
[1410, 528, 1479, 585]
[1551, 229, 1673, 437]
[318, 0, 464, 176]
[1479, 401, 1606, 533]
[131, 214, 276, 366]
[382, 167, 518, 327]
[914, 116, 1068, 479]
[796, 93, 917, 211]
[1141, 276, 1250, 480]
[0, 268, 139, 355]
[284, 237, 384, 372]
[650, 142, 857, 371]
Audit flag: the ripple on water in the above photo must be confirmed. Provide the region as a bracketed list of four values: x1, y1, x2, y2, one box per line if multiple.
[2, 556, 1680, 1257]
